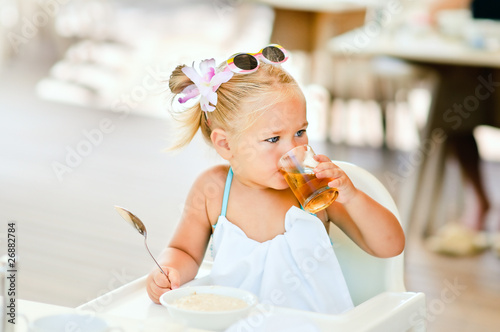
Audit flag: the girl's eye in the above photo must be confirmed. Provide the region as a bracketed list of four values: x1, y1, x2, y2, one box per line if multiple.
[265, 136, 280, 143]
[296, 129, 306, 137]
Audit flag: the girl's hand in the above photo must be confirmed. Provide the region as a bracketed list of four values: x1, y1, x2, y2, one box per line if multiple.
[146, 266, 180, 304]
[313, 155, 359, 204]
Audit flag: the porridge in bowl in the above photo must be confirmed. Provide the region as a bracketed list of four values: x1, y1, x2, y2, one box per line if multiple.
[160, 286, 257, 330]
[174, 292, 248, 311]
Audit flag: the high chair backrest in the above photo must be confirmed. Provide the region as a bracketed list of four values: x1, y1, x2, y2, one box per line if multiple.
[330, 161, 406, 306]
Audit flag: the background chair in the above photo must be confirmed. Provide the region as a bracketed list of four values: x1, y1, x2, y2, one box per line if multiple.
[326, 55, 437, 150]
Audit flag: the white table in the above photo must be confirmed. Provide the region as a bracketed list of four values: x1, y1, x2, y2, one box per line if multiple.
[329, 26, 500, 235]
[255, 0, 372, 86]
[17, 299, 144, 331]
[328, 26, 500, 67]
[256, 0, 375, 12]
[16, 290, 211, 331]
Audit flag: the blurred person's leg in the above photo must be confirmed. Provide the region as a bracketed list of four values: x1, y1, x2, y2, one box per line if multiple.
[449, 133, 490, 231]
[422, 65, 497, 255]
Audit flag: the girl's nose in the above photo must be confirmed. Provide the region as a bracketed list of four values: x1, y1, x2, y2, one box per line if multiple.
[281, 141, 300, 157]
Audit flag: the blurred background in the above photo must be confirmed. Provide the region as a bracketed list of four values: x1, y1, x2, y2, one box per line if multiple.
[1, 0, 499, 331]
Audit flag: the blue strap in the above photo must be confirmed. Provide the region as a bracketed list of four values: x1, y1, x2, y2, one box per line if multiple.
[300, 205, 317, 217]
[220, 167, 233, 218]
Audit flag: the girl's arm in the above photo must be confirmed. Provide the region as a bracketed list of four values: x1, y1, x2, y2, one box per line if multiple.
[314, 156, 405, 258]
[146, 169, 215, 303]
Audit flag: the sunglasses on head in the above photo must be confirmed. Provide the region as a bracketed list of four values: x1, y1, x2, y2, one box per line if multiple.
[225, 44, 289, 74]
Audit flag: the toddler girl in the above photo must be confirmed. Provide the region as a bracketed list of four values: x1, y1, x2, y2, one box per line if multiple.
[146, 45, 405, 314]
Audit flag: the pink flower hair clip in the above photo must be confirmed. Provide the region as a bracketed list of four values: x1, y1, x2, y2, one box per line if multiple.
[178, 58, 234, 113]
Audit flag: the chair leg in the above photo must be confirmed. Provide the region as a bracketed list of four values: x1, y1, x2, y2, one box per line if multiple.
[422, 141, 448, 237]
[373, 74, 390, 149]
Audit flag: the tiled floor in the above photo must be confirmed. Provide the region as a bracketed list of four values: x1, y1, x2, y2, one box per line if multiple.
[1, 53, 499, 331]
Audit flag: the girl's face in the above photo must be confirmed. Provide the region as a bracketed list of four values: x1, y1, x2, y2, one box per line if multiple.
[228, 88, 308, 190]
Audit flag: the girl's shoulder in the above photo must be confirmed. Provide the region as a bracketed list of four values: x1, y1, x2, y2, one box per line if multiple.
[191, 164, 230, 224]
[193, 164, 230, 189]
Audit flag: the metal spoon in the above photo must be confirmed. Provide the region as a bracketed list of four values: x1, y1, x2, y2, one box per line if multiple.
[114, 206, 170, 281]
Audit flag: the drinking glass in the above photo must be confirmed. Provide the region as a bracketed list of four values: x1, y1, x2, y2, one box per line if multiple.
[279, 145, 338, 213]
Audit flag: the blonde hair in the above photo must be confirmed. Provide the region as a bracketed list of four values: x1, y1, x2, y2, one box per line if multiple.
[167, 62, 301, 150]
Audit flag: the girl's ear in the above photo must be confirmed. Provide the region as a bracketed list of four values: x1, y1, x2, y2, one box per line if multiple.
[211, 128, 232, 160]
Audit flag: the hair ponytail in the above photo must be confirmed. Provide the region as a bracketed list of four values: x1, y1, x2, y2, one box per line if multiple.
[166, 65, 207, 150]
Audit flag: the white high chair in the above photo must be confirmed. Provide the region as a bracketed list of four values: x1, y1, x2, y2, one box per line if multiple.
[321, 161, 426, 331]
[197, 161, 426, 331]
[78, 161, 426, 331]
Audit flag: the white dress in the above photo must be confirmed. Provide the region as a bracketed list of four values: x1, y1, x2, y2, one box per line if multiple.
[209, 168, 354, 314]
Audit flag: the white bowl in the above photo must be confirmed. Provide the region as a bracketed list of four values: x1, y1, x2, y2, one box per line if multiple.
[160, 285, 258, 331]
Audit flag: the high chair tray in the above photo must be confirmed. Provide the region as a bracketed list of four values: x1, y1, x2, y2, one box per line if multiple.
[78, 266, 425, 331]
